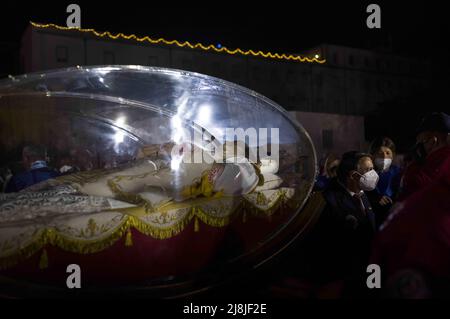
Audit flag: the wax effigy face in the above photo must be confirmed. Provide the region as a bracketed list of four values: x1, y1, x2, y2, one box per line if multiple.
[0, 66, 319, 296]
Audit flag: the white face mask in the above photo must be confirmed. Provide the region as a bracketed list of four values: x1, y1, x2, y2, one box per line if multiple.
[356, 169, 379, 191]
[374, 158, 392, 172]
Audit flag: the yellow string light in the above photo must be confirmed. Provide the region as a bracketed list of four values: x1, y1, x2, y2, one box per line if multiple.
[30, 21, 326, 64]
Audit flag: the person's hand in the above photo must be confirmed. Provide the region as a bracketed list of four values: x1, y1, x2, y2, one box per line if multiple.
[379, 195, 393, 206]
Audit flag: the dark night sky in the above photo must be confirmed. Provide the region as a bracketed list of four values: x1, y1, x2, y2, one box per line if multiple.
[1, 1, 449, 57]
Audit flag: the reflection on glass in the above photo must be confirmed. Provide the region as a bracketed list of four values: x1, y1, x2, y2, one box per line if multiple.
[0, 66, 317, 292]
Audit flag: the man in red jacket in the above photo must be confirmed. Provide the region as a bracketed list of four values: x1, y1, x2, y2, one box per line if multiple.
[371, 112, 450, 298]
[371, 154, 450, 297]
[399, 112, 450, 200]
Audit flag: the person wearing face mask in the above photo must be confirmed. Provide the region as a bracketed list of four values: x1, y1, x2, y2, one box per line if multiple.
[5, 144, 59, 193]
[366, 137, 402, 226]
[305, 151, 378, 287]
[399, 112, 450, 201]
[370, 154, 450, 298]
[314, 153, 340, 191]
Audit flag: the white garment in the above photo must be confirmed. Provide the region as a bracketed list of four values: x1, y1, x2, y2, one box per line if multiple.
[213, 157, 259, 195]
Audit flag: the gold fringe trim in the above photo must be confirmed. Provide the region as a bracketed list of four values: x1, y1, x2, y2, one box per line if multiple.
[0, 218, 132, 270]
[125, 207, 198, 241]
[0, 189, 299, 270]
[39, 249, 48, 269]
[194, 216, 199, 232]
[125, 228, 133, 247]
[256, 192, 268, 205]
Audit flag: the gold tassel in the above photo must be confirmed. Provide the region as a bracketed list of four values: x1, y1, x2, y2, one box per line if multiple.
[39, 249, 48, 269]
[256, 192, 267, 205]
[194, 216, 200, 232]
[242, 211, 247, 223]
[125, 228, 133, 247]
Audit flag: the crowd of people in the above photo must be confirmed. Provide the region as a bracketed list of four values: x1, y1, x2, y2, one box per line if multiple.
[0, 144, 81, 193]
[306, 111, 450, 298]
[0, 112, 449, 298]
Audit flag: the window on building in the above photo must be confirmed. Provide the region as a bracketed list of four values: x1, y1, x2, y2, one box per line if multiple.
[364, 57, 370, 68]
[332, 52, 338, 64]
[270, 68, 278, 81]
[252, 66, 262, 80]
[182, 59, 191, 69]
[148, 56, 159, 66]
[349, 100, 356, 113]
[387, 80, 392, 90]
[103, 51, 115, 64]
[287, 68, 296, 81]
[348, 55, 354, 66]
[334, 99, 341, 111]
[418, 63, 426, 74]
[211, 61, 221, 74]
[364, 78, 371, 91]
[231, 64, 241, 78]
[316, 97, 324, 110]
[55, 46, 68, 63]
[315, 73, 323, 88]
[376, 59, 381, 70]
[398, 60, 403, 73]
[299, 97, 309, 109]
[322, 129, 334, 150]
[288, 95, 296, 104]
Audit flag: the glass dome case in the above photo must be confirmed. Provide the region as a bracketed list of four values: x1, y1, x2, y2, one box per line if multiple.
[0, 66, 319, 297]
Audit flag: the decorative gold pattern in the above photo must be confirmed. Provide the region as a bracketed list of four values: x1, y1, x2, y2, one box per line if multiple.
[0, 187, 302, 270]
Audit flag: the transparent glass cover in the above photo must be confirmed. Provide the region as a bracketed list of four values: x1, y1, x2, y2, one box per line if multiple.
[0, 66, 317, 295]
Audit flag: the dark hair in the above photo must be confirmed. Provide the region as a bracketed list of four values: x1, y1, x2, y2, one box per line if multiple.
[369, 137, 396, 155]
[337, 151, 372, 183]
[22, 144, 47, 159]
[416, 112, 450, 134]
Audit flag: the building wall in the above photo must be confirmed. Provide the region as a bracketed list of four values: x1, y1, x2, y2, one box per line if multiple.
[22, 27, 430, 118]
[18, 26, 430, 158]
[290, 111, 367, 162]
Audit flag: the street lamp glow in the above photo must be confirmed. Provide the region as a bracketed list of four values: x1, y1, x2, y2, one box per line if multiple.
[314, 54, 320, 59]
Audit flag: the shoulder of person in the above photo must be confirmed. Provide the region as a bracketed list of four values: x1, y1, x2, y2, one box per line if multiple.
[4, 173, 27, 192]
[322, 181, 349, 213]
[11, 171, 31, 182]
[389, 165, 402, 174]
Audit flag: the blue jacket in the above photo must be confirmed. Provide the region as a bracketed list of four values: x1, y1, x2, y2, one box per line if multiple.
[304, 179, 376, 282]
[375, 165, 402, 198]
[5, 166, 59, 193]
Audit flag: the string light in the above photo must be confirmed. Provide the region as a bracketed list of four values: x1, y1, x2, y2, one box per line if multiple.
[30, 22, 326, 64]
